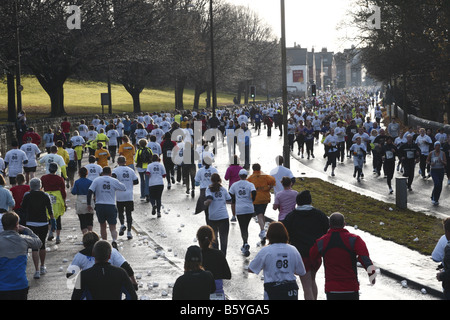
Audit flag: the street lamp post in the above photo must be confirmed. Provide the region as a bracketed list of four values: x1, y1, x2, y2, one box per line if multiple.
[281, 0, 290, 168]
[209, 0, 217, 117]
[14, 0, 23, 113]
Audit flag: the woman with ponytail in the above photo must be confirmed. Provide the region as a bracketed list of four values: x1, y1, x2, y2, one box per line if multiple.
[196, 225, 231, 300]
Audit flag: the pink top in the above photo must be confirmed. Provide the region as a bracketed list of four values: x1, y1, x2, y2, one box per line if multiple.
[225, 165, 243, 189]
[274, 189, 298, 221]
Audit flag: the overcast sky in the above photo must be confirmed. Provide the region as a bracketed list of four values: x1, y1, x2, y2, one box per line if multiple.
[225, 0, 357, 53]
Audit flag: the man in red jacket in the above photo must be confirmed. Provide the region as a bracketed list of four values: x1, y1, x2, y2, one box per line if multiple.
[22, 128, 41, 146]
[309, 212, 376, 300]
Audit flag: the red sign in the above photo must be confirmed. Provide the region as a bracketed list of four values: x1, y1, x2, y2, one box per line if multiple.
[293, 70, 304, 83]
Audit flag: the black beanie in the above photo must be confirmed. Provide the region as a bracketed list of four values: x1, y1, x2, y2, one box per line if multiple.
[297, 190, 312, 206]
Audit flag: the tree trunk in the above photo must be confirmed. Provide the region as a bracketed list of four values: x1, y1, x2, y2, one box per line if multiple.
[194, 85, 205, 110]
[206, 87, 211, 109]
[237, 81, 244, 104]
[48, 85, 66, 117]
[7, 72, 16, 123]
[131, 92, 141, 114]
[175, 77, 186, 110]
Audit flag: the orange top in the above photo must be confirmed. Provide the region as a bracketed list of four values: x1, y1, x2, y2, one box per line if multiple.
[95, 148, 110, 168]
[119, 142, 136, 166]
[247, 171, 276, 204]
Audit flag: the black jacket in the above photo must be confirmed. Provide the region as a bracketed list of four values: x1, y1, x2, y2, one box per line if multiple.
[283, 207, 329, 257]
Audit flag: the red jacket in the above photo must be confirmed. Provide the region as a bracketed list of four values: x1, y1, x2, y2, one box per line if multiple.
[41, 174, 66, 200]
[22, 132, 41, 146]
[309, 228, 374, 293]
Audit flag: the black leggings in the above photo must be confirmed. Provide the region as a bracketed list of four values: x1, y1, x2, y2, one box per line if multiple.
[117, 201, 134, 229]
[236, 213, 253, 245]
[149, 185, 164, 213]
[208, 218, 230, 256]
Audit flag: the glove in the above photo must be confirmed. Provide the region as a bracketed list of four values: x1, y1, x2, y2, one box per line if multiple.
[50, 218, 57, 232]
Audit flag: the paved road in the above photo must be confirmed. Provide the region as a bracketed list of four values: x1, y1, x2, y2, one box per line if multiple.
[24, 125, 445, 301]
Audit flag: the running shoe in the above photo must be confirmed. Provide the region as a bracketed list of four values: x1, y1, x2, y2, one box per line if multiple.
[119, 225, 126, 236]
[241, 244, 250, 257]
[111, 241, 118, 250]
[40, 266, 47, 275]
[152, 206, 156, 215]
[55, 237, 61, 244]
[33, 271, 40, 279]
[127, 231, 133, 240]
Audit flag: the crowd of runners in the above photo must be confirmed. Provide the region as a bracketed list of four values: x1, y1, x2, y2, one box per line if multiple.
[1, 86, 450, 300]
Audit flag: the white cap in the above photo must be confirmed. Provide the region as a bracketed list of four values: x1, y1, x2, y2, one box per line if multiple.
[239, 169, 248, 176]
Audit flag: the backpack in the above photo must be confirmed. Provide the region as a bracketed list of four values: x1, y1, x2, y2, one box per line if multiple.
[139, 147, 152, 164]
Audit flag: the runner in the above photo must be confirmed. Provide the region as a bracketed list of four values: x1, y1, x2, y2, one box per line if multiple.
[381, 136, 398, 194]
[41, 163, 66, 245]
[160, 132, 177, 190]
[427, 141, 447, 206]
[146, 154, 166, 218]
[349, 136, 367, 182]
[21, 178, 56, 279]
[113, 156, 139, 239]
[398, 134, 421, 191]
[4, 141, 29, 187]
[322, 128, 339, 177]
[20, 137, 41, 184]
[248, 221, 306, 300]
[87, 166, 126, 248]
[135, 139, 153, 201]
[204, 173, 232, 256]
[282, 190, 329, 300]
[247, 163, 276, 245]
[228, 169, 256, 257]
[71, 167, 94, 235]
[118, 136, 136, 170]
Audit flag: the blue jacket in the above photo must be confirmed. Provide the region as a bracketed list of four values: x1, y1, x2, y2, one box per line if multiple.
[0, 228, 42, 291]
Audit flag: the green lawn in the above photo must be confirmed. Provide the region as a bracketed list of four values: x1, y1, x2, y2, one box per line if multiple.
[293, 178, 444, 256]
[0, 76, 236, 120]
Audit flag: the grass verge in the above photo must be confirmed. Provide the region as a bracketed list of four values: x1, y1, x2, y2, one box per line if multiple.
[0, 76, 237, 120]
[292, 178, 444, 256]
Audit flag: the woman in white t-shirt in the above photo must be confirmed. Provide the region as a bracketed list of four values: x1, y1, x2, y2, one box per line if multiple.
[204, 173, 232, 256]
[228, 169, 256, 257]
[249, 221, 306, 300]
[146, 154, 166, 217]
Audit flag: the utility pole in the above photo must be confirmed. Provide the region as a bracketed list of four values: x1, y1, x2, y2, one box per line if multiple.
[281, 0, 290, 168]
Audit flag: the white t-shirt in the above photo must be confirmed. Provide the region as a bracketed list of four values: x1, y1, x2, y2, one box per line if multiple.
[415, 135, 432, 155]
[147, 142, 162, 156]
[270, 166, 294, 195]
[89, 176, 126, 205]
[229, 180, 255, 215]
[249, 243, 306, 283]
[205, 186, 231, 221]
[70, 136, 86, 147]
[112, 166, 138, 202]
[5, 149, 28, 177]
[20, 143, 41, 168]
[106, 130, 120, 146]
[431, 235, 448, 263]
[68, 248, 126, 273]
[84, 163, 102, 181]
[334, 126, 346, 143]
[195, 166, 218, 189]
[146, 162, 166, 187]
[150, 129, 164, 143]
[39, 153, 66, 176]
